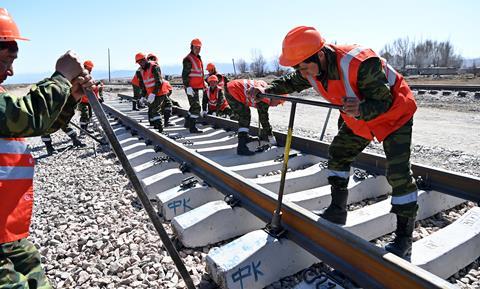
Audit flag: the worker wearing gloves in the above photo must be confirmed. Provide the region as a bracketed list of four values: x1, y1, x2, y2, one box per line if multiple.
[134, 53, 168, 132]
[78, 60, 103, 134]
[226, 79, 283, 156]
[203, 75, 232, 118]
[147, 53, 174, 126]
[0, 7, 95, 288]
[182, 38, 204, 133]
[250, 26, 418, 259]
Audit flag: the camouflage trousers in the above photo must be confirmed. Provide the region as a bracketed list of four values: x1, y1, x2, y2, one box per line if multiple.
[0, 238, 51, 289]
[160, 95, 173, 115]
[328, 118, 418, 217]
[78, 102, 92, 126]
[225, 93, 272, 137]
[40, 126, 77, 143]
[185, 88, 202, 117]
[148, 96, 166, 128]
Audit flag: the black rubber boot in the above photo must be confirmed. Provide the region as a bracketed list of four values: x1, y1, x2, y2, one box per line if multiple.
[153, 121, 164, 133]
[237, 132, 255, 156]
[45, 142, 57, 156]
[132, 101, 139, 111]
[189, 117, 201, 133]
[164, 110, 173, 127]
[320, 176, 349, 225]
[385, 215, 415, 258]
[183, 115, 190, 128]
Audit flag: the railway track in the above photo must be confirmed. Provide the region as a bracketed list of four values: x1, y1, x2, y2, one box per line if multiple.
[96, 93, 480, 289]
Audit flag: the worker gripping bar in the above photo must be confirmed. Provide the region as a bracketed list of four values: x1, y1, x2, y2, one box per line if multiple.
[259, 93, 343, 110]
[84, 89, 195, 289]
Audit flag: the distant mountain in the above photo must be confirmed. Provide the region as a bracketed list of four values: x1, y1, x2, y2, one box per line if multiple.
[3, 62, 238, 85]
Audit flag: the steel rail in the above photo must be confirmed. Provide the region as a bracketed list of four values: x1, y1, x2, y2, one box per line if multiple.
[103, 101, 456, 289]
[86, 91, 195, 289]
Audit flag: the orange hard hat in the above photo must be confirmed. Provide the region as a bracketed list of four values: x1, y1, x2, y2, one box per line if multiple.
[135, 52, 146, 63]
[207, 75, 218, 83]
[0, 8, 29, 41]
[206, 63, 215, 71]
[83, 60, 94, 70]
[190, 38, 202, 47]
[279, 26, 325, 67]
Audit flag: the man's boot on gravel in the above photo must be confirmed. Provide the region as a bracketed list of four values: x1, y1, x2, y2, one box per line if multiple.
[320, 176, 349, 225]
[385, 215, 415, 258]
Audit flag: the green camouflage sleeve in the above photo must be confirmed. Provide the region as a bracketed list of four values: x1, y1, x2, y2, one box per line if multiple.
[182, 58, 191, 87]
[217, 89, 225, 113]
[356, 57, 393, 121]
[136, 70, 146, 97]
[0, 72, 75, 137]
[265, 71, 311, 95]
[152, 65, 163, 96]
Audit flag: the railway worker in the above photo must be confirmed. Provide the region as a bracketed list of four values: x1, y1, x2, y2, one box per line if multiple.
[0, 7, 95, 288]
[131, 53, 147, 111]
[203, 75, 232, 118]
[134, 52, 169, 133]
[226, 79, 283, 156]
[205, 62, 229, 90]
[147, 53, 174, 126]
[78, 60, 103, 134]
[182, 38, 204, 133]
[250, 26, 418, 258]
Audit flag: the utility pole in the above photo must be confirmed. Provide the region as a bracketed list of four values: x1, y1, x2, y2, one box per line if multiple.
[108, 48, 111, 83]
[232, 58, 237, 75]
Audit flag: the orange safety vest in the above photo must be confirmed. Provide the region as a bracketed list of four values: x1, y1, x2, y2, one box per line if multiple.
[131, 73, 140, 87]
[207, 86, 229, 111]
[0, 138, 35, 243]
[140, 64, 170, 96]
[306, 45, 416, 141]
[227, 79, 271, 108]
[184, 53, 205, 89]
[80, 85, 100, 103]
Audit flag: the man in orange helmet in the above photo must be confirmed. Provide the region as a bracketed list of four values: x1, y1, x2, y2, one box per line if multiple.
[205, 62, 229, 89]
[204, 75, 232, 118]
[226, 79, 283, 155]
[147, 53, 174, 126]
[78, 60, 103, 134]
[0, 7, 94, 288]
[131, 53, 147, 111]
[133, 52, 169, 132]
[251, 26, 418, 258]
[182, 38, 204, 133]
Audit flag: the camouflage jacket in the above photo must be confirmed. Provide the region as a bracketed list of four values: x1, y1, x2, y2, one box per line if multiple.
[265, 46, 393, 121]
[0, 72, 77, 137]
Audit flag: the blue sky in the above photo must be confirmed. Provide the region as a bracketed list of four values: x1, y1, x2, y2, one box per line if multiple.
[2, 0, 478, 82]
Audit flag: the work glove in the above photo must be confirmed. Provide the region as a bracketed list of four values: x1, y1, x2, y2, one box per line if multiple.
[147, 93, 155, 104]
[186, 87, 194, 96]
[211, 112, 217, 116]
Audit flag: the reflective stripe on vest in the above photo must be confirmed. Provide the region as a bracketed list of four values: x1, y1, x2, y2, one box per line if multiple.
[0, 138, 35, 243]
[187, 55, 203, 77]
